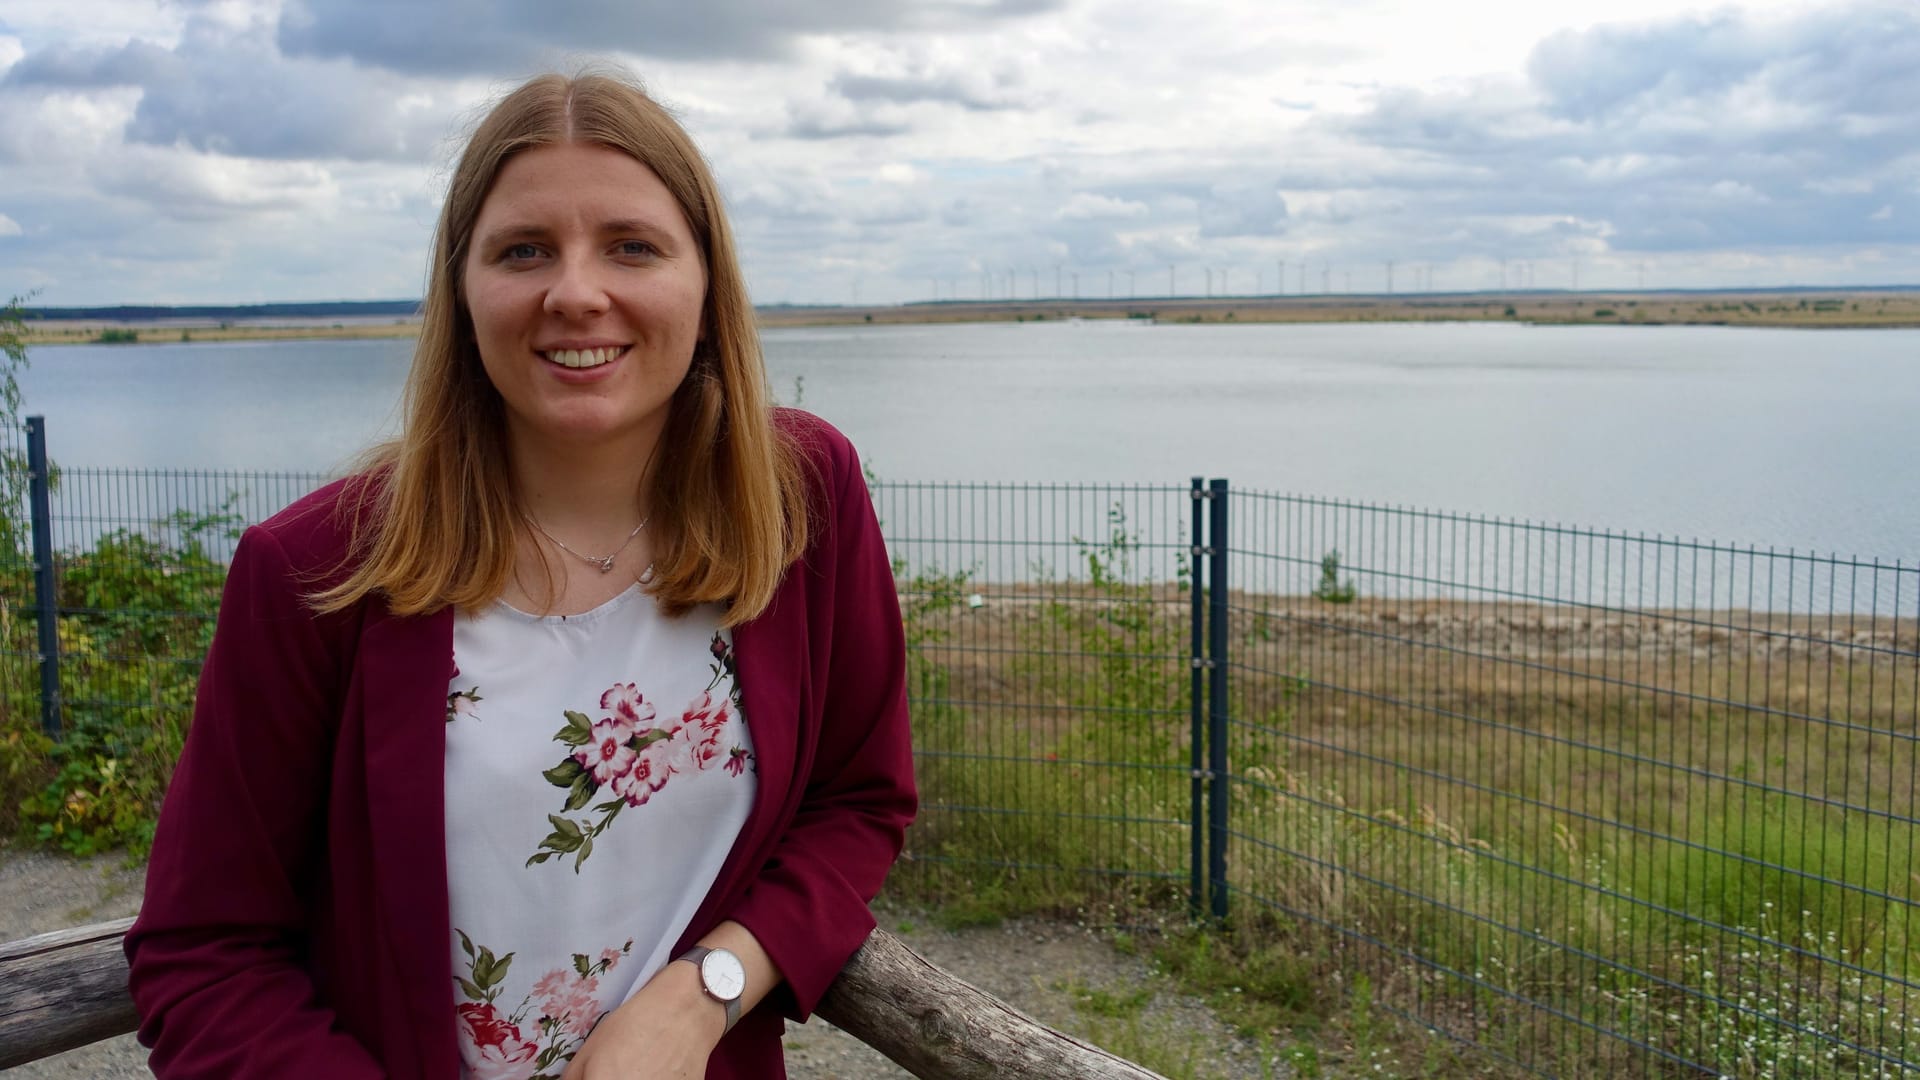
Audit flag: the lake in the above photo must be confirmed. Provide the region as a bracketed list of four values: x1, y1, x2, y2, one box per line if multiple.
[16, 319, 1920, 560]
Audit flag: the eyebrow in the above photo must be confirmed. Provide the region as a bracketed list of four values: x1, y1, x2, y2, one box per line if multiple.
[476, 219, 677, 251]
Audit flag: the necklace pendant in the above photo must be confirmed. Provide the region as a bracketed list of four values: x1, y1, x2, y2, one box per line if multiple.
[595, 555, 617, 573]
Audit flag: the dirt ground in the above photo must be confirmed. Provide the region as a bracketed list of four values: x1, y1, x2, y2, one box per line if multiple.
[0, 851, 1283, 1079]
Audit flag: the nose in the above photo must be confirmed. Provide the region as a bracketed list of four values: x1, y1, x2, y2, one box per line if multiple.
[542, 252, 610, 320]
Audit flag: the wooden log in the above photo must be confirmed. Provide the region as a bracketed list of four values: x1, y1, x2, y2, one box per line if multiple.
[816, 928, 1168, 1080]
[0, 916, 139, 1069]
[1, 920, 1165, 1079]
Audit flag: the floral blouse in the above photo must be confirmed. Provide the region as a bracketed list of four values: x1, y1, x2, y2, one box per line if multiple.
[443, 585, 755, 1080]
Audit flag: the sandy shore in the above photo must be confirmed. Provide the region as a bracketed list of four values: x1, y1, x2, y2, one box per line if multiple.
[21, 288, 1920, 345]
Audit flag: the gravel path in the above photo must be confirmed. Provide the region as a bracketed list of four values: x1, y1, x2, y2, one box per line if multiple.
[3, 853, 1281, 1079]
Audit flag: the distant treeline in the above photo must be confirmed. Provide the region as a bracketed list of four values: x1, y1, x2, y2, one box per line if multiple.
[24, 300, 422, 321]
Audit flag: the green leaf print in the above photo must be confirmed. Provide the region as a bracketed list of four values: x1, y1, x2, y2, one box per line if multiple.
[555, 710, 595, 747]
[542, 758, 584, 787]
[563, 772, 594, 812]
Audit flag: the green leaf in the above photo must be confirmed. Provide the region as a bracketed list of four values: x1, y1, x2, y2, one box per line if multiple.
[455, 975, 485, 1001]
[525, 852, 555, 867]
[573, 954, 592, 979]
[474, 947, 497, 986]
[488, 952, 514, 987]
[632, 728, 670, 749]
[455, 928, 476, 962]
[538, 830, 582, 854]
[563, 773, 595, 811]
[555, 710, 595, 747]
[548, 814, 583, 841]
[572, 831, 593, 872]
[542, 758, 584, 787]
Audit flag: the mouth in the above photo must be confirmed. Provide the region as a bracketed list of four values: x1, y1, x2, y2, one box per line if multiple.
[540, 345, 628, 370]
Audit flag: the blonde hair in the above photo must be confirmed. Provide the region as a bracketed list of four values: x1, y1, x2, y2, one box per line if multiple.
[314, 70, 809, 624]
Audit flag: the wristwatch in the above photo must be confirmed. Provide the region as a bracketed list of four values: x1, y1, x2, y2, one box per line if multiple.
[674, 946, 745, 1033]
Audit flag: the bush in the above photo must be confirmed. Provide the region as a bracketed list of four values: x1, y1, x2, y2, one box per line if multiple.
[6, 506, 236, 853]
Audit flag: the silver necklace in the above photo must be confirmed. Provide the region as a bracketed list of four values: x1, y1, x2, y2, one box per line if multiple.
[523, 513, 649, 574]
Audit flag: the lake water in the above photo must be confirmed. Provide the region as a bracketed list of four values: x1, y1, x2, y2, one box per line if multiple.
[16, 319, 1920, 560]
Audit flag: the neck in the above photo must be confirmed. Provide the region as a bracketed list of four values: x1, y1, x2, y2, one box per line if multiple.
[507, 422, 661, 537]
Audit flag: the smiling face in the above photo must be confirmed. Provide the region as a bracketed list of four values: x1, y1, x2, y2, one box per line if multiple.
[462, 140, 708, 465]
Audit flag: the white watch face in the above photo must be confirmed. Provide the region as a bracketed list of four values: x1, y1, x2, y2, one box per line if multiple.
[701, 949, 746, 1000]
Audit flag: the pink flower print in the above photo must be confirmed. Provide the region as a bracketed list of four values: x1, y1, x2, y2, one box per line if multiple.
[599, 682, 655, 726]
[532, 969, 571, 1001]
[689, 727, 727, 771]
[456, 1001, 537, 1080]
[725, 746, 752, 777]
[612, 748, 667, 807]
[544, 974, 603, 1039]
[682, 689, 732, 734]
[575, 714, 638, 786]
[598, 947, 623, 968]
[656, 724, 698, 778]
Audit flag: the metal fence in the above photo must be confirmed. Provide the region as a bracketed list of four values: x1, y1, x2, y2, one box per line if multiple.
[5, 418, 1917, 1078]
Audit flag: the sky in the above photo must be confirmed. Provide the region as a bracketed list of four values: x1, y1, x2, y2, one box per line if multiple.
[1, 0, 1916, 306]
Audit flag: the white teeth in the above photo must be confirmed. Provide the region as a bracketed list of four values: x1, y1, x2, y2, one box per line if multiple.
[546, 347, 622, 369]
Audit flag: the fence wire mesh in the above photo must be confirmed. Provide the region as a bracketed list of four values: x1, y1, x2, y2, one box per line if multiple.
[1226, 490, 1919, 1078]
[4, 454, 1915, 1077]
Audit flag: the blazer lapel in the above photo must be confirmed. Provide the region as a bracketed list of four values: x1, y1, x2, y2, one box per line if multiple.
[356, 605, 457, 1073]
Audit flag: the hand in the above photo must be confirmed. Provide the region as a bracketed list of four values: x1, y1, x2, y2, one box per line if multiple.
[560, 958, 724, 1080]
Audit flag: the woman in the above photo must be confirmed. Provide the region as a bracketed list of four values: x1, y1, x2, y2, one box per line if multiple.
[125, 69, 916, 1080]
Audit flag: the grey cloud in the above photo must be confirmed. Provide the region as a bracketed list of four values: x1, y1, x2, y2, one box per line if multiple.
[831, 69, 1024, 112]
[783, 112, 913, 141]
[276, 0, 1063, 76]
[2, 40, 174, 87]
[1333, 1, 1920, 256]
[1198, 181, 1289, 238]
[4, 23, 454, 162]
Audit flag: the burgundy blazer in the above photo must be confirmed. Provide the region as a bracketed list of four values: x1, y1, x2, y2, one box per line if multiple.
[125, 412, 917, 1079]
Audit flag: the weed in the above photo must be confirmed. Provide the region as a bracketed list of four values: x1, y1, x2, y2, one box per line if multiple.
[1311, 550, 1356, 604]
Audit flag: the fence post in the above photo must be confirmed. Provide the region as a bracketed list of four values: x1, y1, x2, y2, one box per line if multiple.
[1189, 477, 1206, 917]
[26, 416, 60, 739]
[1207, 478, 1229, 920]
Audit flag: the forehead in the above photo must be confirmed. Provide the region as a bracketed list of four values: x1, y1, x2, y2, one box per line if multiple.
[474, 141, 692, 237]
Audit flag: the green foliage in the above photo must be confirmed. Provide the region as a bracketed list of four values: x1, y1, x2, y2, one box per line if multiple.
[1033, 503, 1187, 726]
[93, 328, 139, 344]
[1593, 308, 1616, 318]
[1310, 550, 1355, 604]
[5, 504, 238, 853]
[1, 295, 31, 553]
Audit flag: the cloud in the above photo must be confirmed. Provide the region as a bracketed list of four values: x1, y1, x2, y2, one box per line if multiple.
[1331, 1, 1920, 257]
[781, 98, 914, 141]
[92, 145, 340, 221]
[0, 212, 21, 237]
[830, 68, 1025, 112]
[1056, 192, 1148, 220]
[1198, 181, 1289, 238]
[275, 0, 1062, 75]
[4, 22, 455, 163]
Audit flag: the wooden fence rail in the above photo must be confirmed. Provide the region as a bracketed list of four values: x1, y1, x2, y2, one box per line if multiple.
[0, 920, 1167, 1079]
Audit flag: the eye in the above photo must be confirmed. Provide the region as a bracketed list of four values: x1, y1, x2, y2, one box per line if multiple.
[614, 240, 657, 259]
[502, 242, 542, 261]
